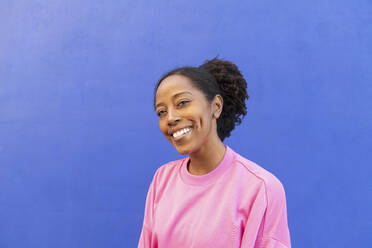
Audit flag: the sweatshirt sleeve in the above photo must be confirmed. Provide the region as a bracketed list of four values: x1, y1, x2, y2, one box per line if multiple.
[138, 174, 157, 248]
[242, 176, 291, 248]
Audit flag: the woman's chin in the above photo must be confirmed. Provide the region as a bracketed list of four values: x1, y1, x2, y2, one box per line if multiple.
[175, 147, 190, 155]
[174, 143, 193, 156]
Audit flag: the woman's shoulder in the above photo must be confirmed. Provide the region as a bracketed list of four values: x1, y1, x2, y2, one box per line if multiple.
[230, 148, 286, 193]
[151, 157, 186, 186]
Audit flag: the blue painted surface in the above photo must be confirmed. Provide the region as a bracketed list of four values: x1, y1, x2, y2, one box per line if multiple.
[1, 0, 371, 247]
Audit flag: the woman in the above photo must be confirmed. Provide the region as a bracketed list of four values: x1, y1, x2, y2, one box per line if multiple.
[138, 58, 291, 248]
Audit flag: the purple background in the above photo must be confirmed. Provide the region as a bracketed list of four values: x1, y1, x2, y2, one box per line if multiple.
[1, 0, 371, 247]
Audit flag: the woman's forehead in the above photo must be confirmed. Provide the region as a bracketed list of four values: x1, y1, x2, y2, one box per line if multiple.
[156, 75, 199, 98]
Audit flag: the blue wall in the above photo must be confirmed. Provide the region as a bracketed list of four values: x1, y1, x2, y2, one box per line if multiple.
[1, 0, 371, 247]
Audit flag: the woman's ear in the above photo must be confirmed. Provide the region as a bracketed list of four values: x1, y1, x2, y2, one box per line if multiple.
[212, 94, 223, 119]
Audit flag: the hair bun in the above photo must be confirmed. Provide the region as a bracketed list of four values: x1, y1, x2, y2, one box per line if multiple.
[200, 57, 249, 139]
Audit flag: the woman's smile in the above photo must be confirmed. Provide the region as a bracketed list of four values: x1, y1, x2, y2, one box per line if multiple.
[172, 127, 193, 141]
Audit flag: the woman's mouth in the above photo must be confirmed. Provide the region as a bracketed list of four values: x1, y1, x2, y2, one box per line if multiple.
[172, 127, 193, 141]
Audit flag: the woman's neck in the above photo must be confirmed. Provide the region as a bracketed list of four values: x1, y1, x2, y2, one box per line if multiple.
[188, 137, 226, 176]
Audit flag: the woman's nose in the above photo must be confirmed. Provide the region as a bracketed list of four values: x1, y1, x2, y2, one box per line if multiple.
[167, 108, 180, 126]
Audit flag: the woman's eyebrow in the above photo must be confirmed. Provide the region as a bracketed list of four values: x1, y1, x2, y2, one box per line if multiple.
[156, 91, 192, 108]
[173, 91, 192, 98]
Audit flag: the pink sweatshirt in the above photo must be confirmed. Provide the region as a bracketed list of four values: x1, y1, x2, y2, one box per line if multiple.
[138, 146, 291, 248]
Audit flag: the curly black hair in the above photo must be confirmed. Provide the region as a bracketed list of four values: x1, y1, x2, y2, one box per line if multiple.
[154, 57, 249, 141]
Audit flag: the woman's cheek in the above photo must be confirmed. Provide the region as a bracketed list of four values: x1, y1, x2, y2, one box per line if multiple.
[159, 122, 168, 138]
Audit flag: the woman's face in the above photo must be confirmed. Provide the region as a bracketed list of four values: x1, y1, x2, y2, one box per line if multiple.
[155, 74, 221, 155]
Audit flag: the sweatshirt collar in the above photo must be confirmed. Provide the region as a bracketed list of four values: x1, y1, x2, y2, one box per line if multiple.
[179, 145, 234, 186]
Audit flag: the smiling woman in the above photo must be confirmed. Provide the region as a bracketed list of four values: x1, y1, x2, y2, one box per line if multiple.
[155, 74, 224, 160]
[138, 58, 291, 248]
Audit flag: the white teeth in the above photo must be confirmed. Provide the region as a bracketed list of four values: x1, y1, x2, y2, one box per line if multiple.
[173, 127, 192, 138]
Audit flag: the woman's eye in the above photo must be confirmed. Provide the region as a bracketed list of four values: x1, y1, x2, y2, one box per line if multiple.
[177, 100, 190, 107]
[157, 110, 166, 117]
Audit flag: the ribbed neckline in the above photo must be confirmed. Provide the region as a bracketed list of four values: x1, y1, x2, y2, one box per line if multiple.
[179, 145, 234, 186]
